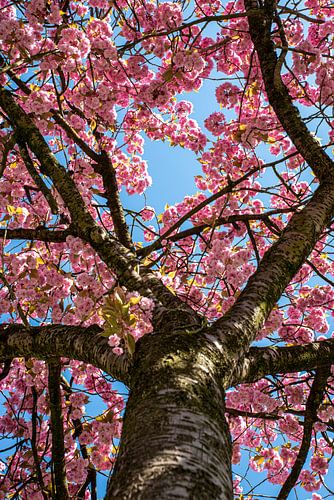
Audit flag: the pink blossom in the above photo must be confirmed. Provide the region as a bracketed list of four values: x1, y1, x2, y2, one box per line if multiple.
[108, 335, 120, 348]
[112, 347, 124, 356]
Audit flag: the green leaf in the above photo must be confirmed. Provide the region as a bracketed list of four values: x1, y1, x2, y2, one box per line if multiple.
[126, 334, 136, 355]
[121, 303, 130, 318]
[100, 325, 120, 338]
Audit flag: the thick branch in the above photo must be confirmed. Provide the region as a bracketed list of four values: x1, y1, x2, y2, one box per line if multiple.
[245, 0, 334, 182]
[0, 134, 16, 178]
[233, 338, 334, 385]
[209, 1, 334, 360]
[0, 227, 72, 243]
[47, 359, 69, 500]
[4, 74, 131, 250]
[0, 87, 95, 229]
[211, 179, 334, 359]
[0, 359, 12, 381]
[0, 324, 132, 385]
[277, 366, 330, 499]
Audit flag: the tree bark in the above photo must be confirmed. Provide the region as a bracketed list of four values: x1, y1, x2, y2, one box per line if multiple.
[107, 331, 233, 499]
[0, 325, 132, 385]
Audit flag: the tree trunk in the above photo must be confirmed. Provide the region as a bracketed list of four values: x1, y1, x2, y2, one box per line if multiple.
[106, 332, 233, 499]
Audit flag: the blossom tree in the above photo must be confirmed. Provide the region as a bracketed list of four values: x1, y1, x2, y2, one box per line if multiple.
[0, 0, 333, 498]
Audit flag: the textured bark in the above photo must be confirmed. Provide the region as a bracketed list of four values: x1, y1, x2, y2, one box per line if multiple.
[0, 89, 94, 231]
[107, 331, 233, 500]
[31, 387, 48, 499]
[93, 151, 133, 249]
[211, 179, 334, 361]
[0, 227, 72, 242]
[236, 339, 334, 385]
[17, 141, 59, 214]
[245, 0, 334, 182]
[0, 325, 131, 385]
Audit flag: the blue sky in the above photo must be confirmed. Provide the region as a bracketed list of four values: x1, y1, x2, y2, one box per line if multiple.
[121, 79, 220, 215]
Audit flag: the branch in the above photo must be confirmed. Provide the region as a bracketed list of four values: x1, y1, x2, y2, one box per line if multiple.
[138, 150, 303, 258]
[0, 324, 132, 385]
[140, 209, 293, 254]
[0, 134, 16, 178]
[61, 377, 97, 500]
[0, 270, 29, 326]
[274, 44, 334, 61]
[277, 366, 331, 499]
[138, 166, 262, 257]
[0, 87, 95, 229]
[245, 219, 260, 265]
[17, 141, 59, 215]
[52, 113, 101, 163]
[116, 10, 261, 55]
[278, 5, 325, 24]
[210, 179, 334, 360]
[5, 73, 133, 250]
[0, 51, 60, 75]
[47, 359, 69, 500]
[0, 227, 72, 243]
[5, 69, 100, 163]
[226, 407, 280, 421]
[233, 338, 334, 385]
[0, 359, 12, 381]
[76, 469, 97, 500]
[31, 386, 48, 500]
[306, 259, 334, 287]
[244, 0, 334, 182]
[93, 151, 133, 249]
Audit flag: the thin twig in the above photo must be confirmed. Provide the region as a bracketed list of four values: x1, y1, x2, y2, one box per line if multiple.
[17, 141, 59, 215]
